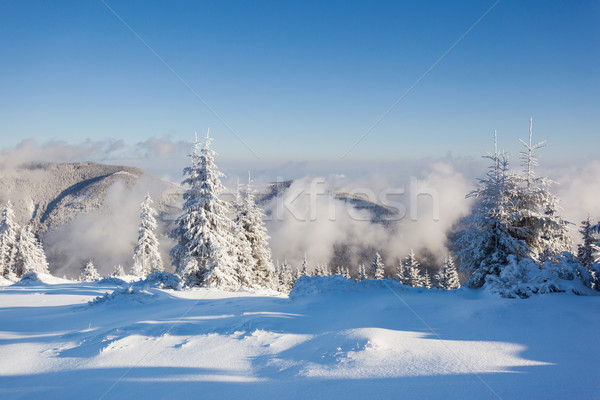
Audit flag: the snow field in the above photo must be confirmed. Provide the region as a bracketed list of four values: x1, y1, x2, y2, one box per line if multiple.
[0, 276, 598, 399]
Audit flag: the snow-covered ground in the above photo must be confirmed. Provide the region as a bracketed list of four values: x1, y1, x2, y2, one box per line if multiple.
[0, 275, 598, 399]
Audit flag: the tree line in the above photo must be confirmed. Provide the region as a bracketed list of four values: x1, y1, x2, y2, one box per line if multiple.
[1, 121, 599, 297]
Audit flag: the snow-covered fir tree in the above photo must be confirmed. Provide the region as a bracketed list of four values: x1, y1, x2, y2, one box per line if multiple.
[80, 260, 100, 282]
[451, 132, 530, 288]
[276, 261, 295, 292]
[396, 261, 408, 285]
[370, 252, 385, 280]
[342, 267, 351, 279]
[578, 218, 598, 269]
[300, 255, 310, 276]
[356, 264, 366, 282]
[423, 269, 432, 289]
[232, 180, 256, 288]
[0, 200, 20, 281]
[169, 133, 239, 289]
[112, 264, 125, 277]
[435, 255, 461, 290]
[404, 249, 423, 287]
[234, 176, 276, 289]
[314, 264, 324, 276]
[513, 119, 571, 262]
[15, 225, 49, 276]
[132, 194, 164, 277]
[578, 218, 600, 290]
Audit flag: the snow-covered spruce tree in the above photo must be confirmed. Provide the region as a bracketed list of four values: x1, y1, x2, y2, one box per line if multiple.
[423, 269, 432, 289]
[81, 260, 100, 282]
[112, 264, 125, 277]
[370, 252, 385, 280]
[0, 200, 20, 280]
[450, 132, 530, 288]
[513, 119, 571, 262]
[435, 255, 461, 290]
[169, 134, 239, 289]
[300, 255, 310, 277]
[578, 218, 600, 290]
[403, 249, 423, 287]
[233, 176, 277, 289]
[132, 194, 164, 277]
[343, 267, 351, 279]
[356, 264, 366, 282]
[396, 261, 408, 285]
[232, 180, 255, 288]
[578, 218, 598, 269]
[15, 225, 49, 276]
[277, 260, 295, 292]
[314, 264, 323, 276]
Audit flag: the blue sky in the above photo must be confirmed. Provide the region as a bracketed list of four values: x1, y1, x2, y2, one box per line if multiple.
[0, 0, 598, 164]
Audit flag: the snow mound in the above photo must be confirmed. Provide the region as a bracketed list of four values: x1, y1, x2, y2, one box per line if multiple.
[298, 328, 549, 379]
[89, 286, 158, 306]
[97, 276, 128, 286]
[141, 272, 182, 290]
[289, 275, 410, 300]
[12, 272, 72, 286]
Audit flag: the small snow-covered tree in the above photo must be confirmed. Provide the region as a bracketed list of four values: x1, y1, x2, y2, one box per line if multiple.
[423, 269, 432, 289]
[81, 260, 100, 282]
[578, 218, 600, 290]
[435, 255, 461, 290]
[396, 261, 408, 285]
[356, 264, 366, 282]
[342, 267, 351, 279]
[112, 264, 125, 277]
[0, 201, 20, 280]
[15, 225, 49, 276]
[370, 252, 385, 280]
[234, 176, 276, 289]
[132, 194, 164, 277]
[277, 260, 295, 292]
[169, 133, 238, 289]
[404, 249, 423, 287]
[300, 255, 310, 276]
[578, 218, 598, 269]
[450, 131, 529, 288]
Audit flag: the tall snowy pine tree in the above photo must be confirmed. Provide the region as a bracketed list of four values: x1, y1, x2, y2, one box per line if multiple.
[234, 175, 276, 289]
[451, 131, 529, 288]
[513, 119, 571, 262]
[169, 133, 239, 289]
[0, 201, 20, 281]
[15, 225, 49, 276]
[132, 193, 164, 277]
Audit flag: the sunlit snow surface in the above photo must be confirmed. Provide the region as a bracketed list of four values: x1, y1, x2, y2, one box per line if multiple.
[0, 275, 598, 399]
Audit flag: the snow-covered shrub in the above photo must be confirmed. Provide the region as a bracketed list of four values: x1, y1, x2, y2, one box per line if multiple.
[97, 276, 128, 286]
[143, 272, 182, 290]
[486, 253, 589, 298]
[18, 271, 41, 284]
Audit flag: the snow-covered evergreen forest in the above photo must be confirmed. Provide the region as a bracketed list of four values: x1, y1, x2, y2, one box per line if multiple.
[1, 124, 599, 299]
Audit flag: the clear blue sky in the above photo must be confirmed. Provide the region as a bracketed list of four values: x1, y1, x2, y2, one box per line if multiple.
[0, 0, 598, 163]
